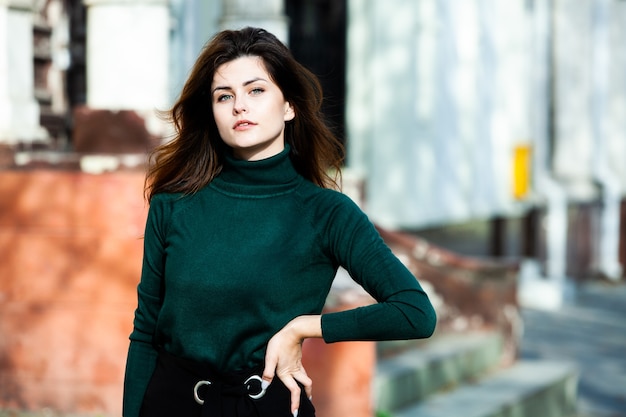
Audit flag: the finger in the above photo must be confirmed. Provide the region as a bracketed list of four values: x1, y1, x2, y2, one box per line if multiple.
[262, 355, 276, 386]
[278, 374, 301, 415]
[294, 369, 313, 400]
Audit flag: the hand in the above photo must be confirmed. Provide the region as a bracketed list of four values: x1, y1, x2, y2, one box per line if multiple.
[262, 315, 322, 416]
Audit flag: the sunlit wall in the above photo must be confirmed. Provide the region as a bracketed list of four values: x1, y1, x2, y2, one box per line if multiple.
[346, 0, 626, 231]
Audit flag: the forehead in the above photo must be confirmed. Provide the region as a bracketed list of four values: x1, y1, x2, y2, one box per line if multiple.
[211, 55, 270, 86]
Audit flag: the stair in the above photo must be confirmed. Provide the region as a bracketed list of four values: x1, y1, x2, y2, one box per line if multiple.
[374, 330, 578, 417]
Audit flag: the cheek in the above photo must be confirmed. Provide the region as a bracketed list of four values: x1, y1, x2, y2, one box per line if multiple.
[212, 111, 231, 140]
[212, 108, 229, 128]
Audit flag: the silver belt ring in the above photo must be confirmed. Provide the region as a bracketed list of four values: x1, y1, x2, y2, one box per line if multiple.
[245, 375, 267, 399]
[193, 380, 211, 405]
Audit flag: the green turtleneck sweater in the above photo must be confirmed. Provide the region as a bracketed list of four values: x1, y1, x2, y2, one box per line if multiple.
[123, 147, 436, 417]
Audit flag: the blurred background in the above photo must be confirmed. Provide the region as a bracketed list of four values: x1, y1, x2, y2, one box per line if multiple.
[0, 0, 624, 416]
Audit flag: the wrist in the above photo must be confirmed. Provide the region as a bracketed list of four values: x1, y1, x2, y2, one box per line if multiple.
[286, 315, 322, 342]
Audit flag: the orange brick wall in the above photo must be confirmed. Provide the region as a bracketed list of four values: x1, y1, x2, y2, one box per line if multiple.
[0, 170, 147, 415]
[0, 170, 375, 417]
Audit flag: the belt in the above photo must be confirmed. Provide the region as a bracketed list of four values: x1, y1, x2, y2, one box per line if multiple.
[156, 349, 268, 417]
[194, 374, 267, 404]
[144, 349, 313, 417]
[193, 372, 268, 417]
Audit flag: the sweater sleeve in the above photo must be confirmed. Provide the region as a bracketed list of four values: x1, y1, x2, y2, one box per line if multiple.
[122, 195, 170, 417]
[319, 193, 436, 343]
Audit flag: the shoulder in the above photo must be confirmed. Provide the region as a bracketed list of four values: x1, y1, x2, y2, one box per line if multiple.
[149, 192, 186, 209]
[297, 180, 359, 208]
[150, 191, 184, 204]
[295, 181, 368, 225]
[147, 192, 189, 219]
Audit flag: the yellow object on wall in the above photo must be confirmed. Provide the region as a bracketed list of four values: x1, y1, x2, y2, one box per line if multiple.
[512, 144, 532, 200]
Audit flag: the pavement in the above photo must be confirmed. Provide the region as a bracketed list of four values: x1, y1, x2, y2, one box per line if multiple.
[519, 279, 626, 417]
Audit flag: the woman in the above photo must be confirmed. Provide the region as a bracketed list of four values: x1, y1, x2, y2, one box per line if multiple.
[123, 27, 436, 417]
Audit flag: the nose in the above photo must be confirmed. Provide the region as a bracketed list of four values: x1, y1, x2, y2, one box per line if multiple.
[233, 96, 247, 114]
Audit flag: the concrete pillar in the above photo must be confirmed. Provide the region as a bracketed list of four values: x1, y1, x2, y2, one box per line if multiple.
[590, 0, 623, 280]
[0, 0, 47, 144]
[82, 0, 170, 139]
[219, 0, 289, 45]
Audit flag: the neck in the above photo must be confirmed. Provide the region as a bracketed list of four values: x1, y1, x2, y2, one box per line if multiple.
[213, 145, 299, 192]
[230, 142, 285, 162]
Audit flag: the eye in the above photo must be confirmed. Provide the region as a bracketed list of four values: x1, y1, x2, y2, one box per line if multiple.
[250, 87, 264, 95]
[217, 94, 234, 102]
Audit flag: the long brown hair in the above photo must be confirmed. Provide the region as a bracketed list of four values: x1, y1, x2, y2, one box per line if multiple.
[145, 27, 344, 202]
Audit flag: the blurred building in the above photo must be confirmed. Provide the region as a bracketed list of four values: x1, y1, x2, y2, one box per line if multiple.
[1, 1, 625, 414]
[2, 0, 625, 287]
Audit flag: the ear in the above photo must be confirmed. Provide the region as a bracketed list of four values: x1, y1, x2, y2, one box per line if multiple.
[284, 102, 295, 122]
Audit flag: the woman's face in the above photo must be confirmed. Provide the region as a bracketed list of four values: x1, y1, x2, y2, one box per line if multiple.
[211, 55, 295, 161]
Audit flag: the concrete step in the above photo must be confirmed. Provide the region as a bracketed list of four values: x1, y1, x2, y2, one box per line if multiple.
[392, 360, 578, 417]
[375, 331, 505, 412]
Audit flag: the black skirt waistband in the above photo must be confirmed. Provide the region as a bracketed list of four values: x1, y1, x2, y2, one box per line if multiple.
[158, 349, 265, 389]
[139, 349, 315, 417]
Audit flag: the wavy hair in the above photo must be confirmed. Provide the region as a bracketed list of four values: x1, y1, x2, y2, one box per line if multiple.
[145, 27, 344, 201]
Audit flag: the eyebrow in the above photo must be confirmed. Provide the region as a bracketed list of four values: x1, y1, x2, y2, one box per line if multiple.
[211, 77, 268, 95]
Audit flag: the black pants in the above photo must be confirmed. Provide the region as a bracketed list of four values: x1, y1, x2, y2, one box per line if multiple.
[139, 350, 315, 417]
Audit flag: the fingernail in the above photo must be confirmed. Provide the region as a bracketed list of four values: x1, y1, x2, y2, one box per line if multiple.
[293, 411, 298, 417]
[308, 395, 313, 401]
[261, 380, 270, 390]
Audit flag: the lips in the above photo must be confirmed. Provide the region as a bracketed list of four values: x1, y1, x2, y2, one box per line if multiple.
[233, 120, 256, 130]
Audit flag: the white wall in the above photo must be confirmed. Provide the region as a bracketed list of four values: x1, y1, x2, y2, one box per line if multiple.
[85, 0, 170, 113]
[169, 0, 222, 103]
[552, 0, 626, 191]
[346, 0, 535, 229]
[0, 2, 47, 143]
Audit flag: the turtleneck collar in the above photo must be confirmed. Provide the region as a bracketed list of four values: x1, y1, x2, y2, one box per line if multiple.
[210, 145, 302, 197]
